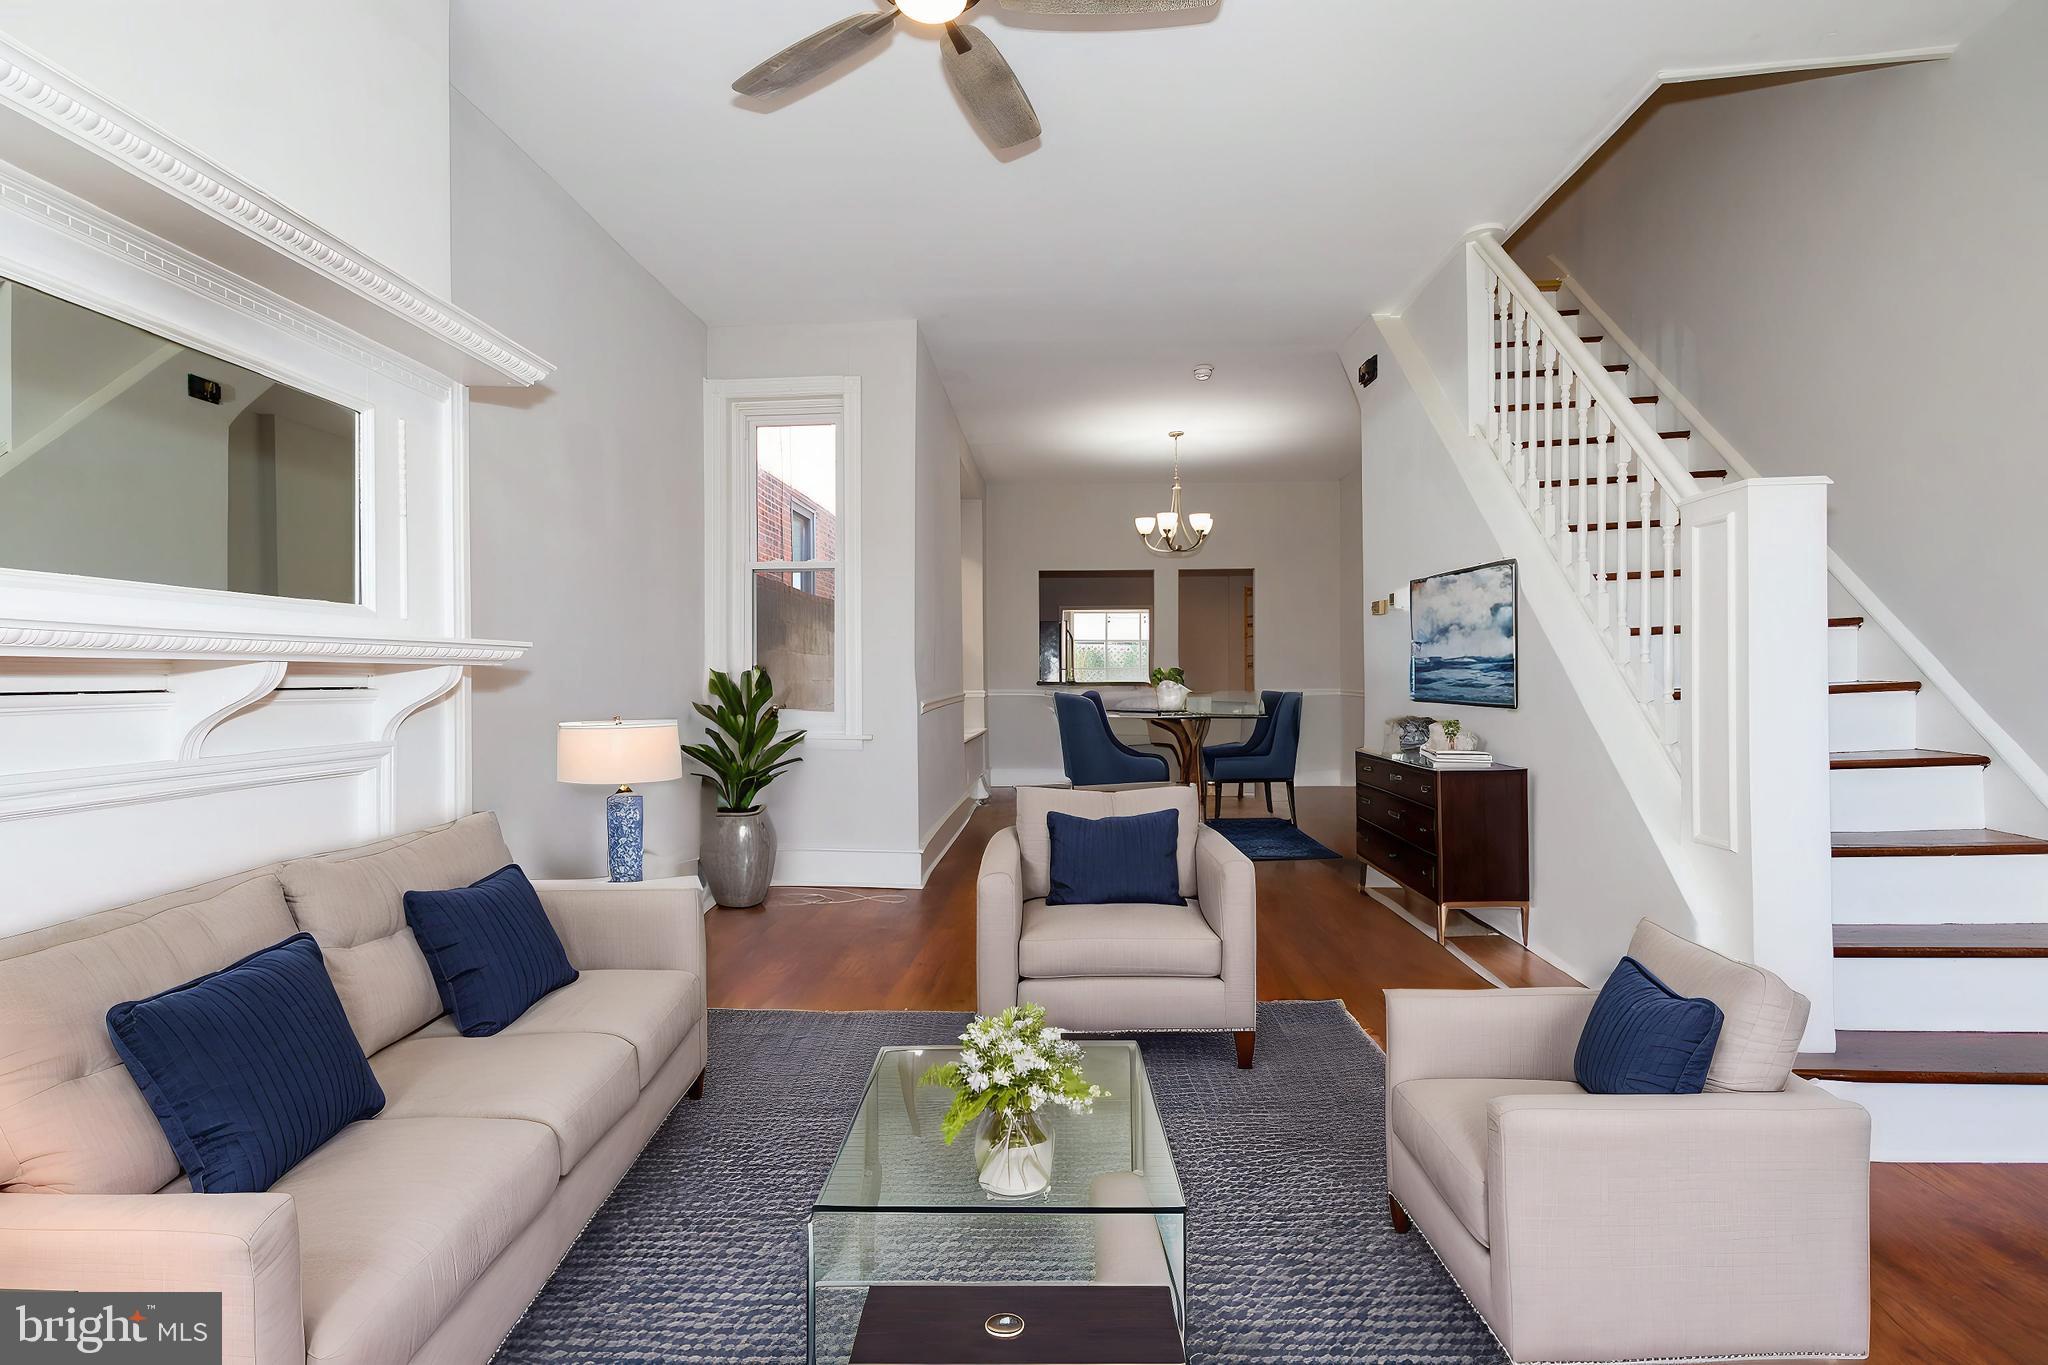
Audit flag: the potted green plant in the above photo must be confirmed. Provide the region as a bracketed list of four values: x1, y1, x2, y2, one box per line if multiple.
[681, 667, 805, 907]
[1149, 665, 1190, 711]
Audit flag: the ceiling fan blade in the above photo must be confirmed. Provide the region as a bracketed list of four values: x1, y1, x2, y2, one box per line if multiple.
[941, 22, 1041, 150]
[998, 0, 1217, 13]
[733, 11, 897, 98]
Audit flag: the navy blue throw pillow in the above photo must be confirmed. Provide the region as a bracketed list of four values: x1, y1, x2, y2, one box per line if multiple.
[1046, 808, 1186, 907]
[106, 932, 384, 1193]
[1574, 955, 1725, 1095]
[404, 863, 578, 1037]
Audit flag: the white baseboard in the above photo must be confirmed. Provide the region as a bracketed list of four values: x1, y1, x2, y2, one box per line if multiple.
[771, 846, 924, 890]
[921, 790, 978, 882]
[991, 768, 1071, 790]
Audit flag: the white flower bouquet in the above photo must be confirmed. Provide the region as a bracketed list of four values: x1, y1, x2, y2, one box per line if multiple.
[920, 1004, 1105, 1193]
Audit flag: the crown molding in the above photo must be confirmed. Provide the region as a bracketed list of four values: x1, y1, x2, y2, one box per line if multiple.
[0, 618, 530, 666]
[0, 38, 553, 389]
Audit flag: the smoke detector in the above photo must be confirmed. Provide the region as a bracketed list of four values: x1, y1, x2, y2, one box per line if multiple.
[1192, 364, 1216, 382]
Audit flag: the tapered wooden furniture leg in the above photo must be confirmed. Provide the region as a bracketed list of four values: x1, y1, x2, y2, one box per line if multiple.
[1389, 1196, 1411, 1233]
[1285, 780, 1298, 825]
[687, 1069, 706, 1100]
[1264, 782, 1274, 813]
[1520, 903, 1530, 946]
[1437, 904, 1449, 945]
[1235, 1031, 1255, 1068]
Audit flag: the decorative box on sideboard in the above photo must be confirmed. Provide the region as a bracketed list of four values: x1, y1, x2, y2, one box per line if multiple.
[1355, 750, 1530, 945]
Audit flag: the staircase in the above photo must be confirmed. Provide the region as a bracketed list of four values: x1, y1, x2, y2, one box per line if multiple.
[1795, 614, 2048, 1160]
[1496, 253, 2048, 1161]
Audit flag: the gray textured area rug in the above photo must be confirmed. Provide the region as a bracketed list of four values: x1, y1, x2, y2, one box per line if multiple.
[494, 1002, 1503, 1363]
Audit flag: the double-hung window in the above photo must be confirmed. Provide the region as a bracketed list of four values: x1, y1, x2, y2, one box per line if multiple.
[706, 377, 863, 741]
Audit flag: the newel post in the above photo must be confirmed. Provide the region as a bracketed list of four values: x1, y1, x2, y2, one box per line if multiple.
[1680, 476, 1836, 1049]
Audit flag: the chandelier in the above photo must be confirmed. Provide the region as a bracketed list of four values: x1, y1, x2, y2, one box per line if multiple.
[1134, 431, 1213, 556]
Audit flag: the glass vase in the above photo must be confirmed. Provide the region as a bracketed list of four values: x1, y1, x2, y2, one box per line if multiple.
[972, 1109, 1055, 1197]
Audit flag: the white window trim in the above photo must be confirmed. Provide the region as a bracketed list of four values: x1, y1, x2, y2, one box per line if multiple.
[1062, 606, 1153, 685]
[703, 375, 866, 746]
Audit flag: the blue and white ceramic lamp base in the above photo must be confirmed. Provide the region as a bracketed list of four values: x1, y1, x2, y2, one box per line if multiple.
[606, 788, 645, 883]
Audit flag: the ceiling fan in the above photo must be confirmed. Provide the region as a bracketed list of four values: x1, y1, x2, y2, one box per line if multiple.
[733, 0, 1218, 150]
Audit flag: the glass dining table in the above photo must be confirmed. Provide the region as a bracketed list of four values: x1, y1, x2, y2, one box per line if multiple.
[1101, 692, 1266, 788]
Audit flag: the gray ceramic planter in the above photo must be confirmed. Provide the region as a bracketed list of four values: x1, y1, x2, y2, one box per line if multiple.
[703, 807, 775, 908]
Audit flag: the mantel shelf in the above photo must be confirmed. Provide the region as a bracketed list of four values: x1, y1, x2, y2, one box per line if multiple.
[0, 618, 529, 666]
[0, 38, 552, 390]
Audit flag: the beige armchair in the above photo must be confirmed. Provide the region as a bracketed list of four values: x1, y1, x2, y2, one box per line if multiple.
[978, 784, 1258, 1066]
[1385, 920, 1870, 1364]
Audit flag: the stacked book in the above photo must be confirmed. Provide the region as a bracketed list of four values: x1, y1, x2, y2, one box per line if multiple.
[1420, 746, 1494, 769]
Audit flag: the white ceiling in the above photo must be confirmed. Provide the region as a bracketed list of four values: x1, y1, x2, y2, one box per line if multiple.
[451, 0, 2002, 484]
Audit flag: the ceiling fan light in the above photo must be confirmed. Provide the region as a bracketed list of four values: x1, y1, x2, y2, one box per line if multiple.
[1135, 516, 1157, 536]
[896, 0, 969, 23]
[1188, 513, 1214, 534]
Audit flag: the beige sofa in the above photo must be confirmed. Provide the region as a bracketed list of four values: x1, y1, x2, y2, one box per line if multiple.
[0, 813, 707, 1365]
[1386, 919, 1870, 1364]
[978, 784, 1259, 1065]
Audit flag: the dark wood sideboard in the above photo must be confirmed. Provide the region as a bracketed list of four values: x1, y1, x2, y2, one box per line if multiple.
[1355, 749, 1530, 945]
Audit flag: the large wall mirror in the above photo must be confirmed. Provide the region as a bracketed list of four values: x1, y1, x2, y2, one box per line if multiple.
[0, 276, 361, 603]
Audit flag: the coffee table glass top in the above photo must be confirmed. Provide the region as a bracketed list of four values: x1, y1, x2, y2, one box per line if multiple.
[814, 1041, 1184, 1215]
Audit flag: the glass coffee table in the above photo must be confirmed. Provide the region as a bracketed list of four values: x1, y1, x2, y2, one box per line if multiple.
[808, 1041, 1186, 1364]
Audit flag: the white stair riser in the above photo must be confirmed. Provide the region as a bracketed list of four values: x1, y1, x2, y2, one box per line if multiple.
[1814, 1080, 2048, 1162]
[1834, 957, 2048, 1030]
[1829, 764, 1985, 832]
[1832, 853, 2048, 923]
[1828, 690, 1917, 750]
[1827, 625, 1860, 683]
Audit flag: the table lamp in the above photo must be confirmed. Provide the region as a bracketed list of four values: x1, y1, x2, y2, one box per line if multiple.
[557, 718, 683, 882]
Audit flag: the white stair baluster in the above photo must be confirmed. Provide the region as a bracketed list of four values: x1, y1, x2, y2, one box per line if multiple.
[1661, 487, 1679, 703]
[1638, 468, 1655, 687]
[1612, 432, 1631, 650]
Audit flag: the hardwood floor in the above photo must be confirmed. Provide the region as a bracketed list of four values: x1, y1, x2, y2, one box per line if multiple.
[705, 784, 2048, 1365]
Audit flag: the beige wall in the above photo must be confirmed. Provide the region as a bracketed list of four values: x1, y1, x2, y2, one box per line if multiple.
[1511, 3, 2048, 771]
[454, 93, 709, 879]
[985, 476, 1363, 786]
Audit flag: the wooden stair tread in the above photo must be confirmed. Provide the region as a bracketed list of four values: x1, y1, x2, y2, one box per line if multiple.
[1497, 336, 1602, 347]
[1829, 616, 1865, 628]
[1567, 519, 1665, 531]
[1627, 625, 1679, 636]
[1541, 470, 1727, 488]
[1796, 1031, 2048, 1085]
[1832, 828, 2048, 857]
[1603, 569, 1679, 580]
[1520, 430, 1690, 448]
[1494, 308, 1582, 320]
[1834, 924, 2048, 958]
[1830, 680, 1922, 695]
[1494, 362, 1624, 378]
[1830, 749, 1990, 770]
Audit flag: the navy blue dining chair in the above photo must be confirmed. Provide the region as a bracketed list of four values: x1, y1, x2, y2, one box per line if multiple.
[1055, 690, 1170, 786]
[1203, 691, 1303, 822]
[1202, 689, 1283, 799]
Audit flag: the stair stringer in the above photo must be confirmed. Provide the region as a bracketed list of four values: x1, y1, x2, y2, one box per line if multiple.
[1373, 310, 1821, 1038]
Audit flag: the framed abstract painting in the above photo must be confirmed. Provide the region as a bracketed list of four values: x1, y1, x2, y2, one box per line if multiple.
[1410, 559, 1517, 708]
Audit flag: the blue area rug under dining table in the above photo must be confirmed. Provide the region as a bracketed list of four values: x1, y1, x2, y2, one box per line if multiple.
[493, 1001, 1501, 1363]
[1205, 818, 1341, 862]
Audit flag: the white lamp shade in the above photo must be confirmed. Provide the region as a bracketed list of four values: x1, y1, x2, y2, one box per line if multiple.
[557, 719, 683, 786]
[1157, 511, 1180, 533]
[1188, 512, 1214, 534]
[1134, 515, 1157, 535]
